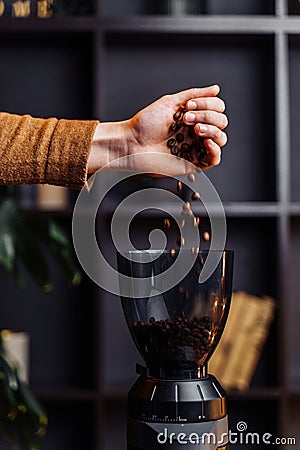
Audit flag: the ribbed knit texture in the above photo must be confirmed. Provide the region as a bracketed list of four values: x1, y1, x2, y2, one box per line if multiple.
[0, 112, 99, 189]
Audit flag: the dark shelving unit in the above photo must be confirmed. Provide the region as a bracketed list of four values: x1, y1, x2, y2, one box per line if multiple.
[0, 0, 299, 449]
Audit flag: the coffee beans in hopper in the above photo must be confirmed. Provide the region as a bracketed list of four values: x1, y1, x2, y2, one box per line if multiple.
[131, 314, 214, 366]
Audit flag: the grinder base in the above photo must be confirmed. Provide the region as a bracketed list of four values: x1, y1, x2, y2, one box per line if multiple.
[127, 373, 229, 449]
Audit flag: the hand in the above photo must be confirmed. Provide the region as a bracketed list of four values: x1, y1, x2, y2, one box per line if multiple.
[88, 85, 228, 176]
[129, 85, 227, 170]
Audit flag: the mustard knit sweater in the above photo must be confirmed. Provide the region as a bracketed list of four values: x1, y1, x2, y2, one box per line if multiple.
[0, 112, 99, 189]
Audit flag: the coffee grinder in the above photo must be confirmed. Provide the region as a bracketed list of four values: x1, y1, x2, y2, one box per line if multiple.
[117, 249, 234, 450]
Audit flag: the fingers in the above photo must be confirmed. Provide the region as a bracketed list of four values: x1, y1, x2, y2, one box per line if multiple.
[186, 96, 225, 113]
[201, 139, 222, 169]
[184, 109, 228, 131]
[194, 123, 227, 148]
[176, 85, 220, 105]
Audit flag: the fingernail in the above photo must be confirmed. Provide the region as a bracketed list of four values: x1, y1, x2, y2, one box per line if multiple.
[185, 112, 195, 123]
[188, 101, 197, 109]
[198, 124, 208, 133]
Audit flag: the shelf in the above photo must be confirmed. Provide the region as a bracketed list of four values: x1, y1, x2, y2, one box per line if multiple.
[103, 15, 300, 34]
[290, 203, 300, 215]
[228, 386, 283, 400]
[90, 202, 284, 219]
[76, 200, 300, 218]
[286, 387, 300, 397]
[2, 15, 300, 35]
[0, 16, 97, 32]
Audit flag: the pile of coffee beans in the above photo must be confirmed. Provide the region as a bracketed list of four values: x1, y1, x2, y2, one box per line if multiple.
[131, 314, 214, 365]
[167, 107, 209, 167]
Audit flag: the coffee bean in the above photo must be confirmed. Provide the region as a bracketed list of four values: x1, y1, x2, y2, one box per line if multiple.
[181, 143, 191, 152]
[194, 216, 200, 227]
[171, 121, 182, 132]
[176, 133, 184, 143]
[171, 145, 179, 156]
[173, 111, 183, 121]
[191, 192, 200, 201]
[163, 218, 171, 230]
[203, 231, 210, 242]
[202, 329, 210, 338]
[167, 138, 176, 149]
[176, 236, 185, 247]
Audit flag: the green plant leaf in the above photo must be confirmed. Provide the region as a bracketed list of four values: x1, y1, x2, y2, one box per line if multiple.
[13, 214, 53, 293]
[0, 335, 48, 449]
[25, 214, 82, 287]
[0, 198, 18, 273]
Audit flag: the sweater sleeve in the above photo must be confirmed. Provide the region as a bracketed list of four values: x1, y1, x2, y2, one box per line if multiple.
[0, 112, 99, 189]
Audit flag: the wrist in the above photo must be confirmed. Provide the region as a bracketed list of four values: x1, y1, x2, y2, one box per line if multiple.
[87, 120, 133, 174]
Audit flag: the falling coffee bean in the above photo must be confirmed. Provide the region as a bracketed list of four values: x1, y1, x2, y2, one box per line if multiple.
[203, 231, 210, 242]
[191, 192, 200, 201]
[194, 216, 200, 227]
[163, 218, 171, 230]
[176, 236, 185, 247]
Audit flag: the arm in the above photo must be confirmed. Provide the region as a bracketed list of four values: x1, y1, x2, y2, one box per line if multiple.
[0, 85, 227, 188]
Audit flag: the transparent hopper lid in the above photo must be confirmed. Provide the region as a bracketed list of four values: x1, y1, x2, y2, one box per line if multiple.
[118, 250, 234, 377]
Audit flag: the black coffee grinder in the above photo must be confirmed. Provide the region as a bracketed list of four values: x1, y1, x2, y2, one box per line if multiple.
[117, 250, 234, 450]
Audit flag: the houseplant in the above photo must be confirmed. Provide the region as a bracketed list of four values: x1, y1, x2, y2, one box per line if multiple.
[0, 185, 82, 449]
